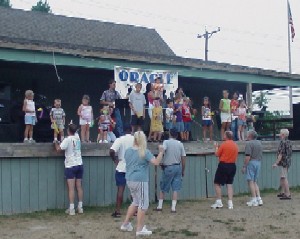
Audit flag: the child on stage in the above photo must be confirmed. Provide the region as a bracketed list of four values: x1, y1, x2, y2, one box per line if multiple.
[50, 99, 66, 143]
[97, 106, 112, 143]
[22, 90, 36, 143]
[202, 97, 213, 142]
[77, 95, 93, 143]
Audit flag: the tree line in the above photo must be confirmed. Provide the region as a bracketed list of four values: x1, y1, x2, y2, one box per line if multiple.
[0, 0, 51, 13]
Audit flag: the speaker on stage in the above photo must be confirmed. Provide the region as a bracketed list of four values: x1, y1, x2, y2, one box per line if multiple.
[0, 83, 11, 101]
[0, 99, 11, 123]
[0, 124, 19, 142]
[290, 104, 300, 140]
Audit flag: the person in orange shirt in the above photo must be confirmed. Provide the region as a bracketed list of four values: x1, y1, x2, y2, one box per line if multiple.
[211, 131, 238, 210]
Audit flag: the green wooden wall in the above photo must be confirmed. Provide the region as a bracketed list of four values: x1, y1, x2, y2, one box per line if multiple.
[0, 152, 299, 214]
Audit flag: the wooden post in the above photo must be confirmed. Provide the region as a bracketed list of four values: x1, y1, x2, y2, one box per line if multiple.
[246, 83, 253, 111]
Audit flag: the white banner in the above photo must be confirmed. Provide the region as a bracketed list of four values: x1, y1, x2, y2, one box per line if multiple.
[114, 66, 178, 98]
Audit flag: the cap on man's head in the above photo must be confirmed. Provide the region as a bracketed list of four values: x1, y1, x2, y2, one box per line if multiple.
[109, 79, 116, 84]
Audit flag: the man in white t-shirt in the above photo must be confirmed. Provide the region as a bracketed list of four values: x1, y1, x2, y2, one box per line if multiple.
[55, 124, 83, 216]
[109, 125, 134, 217]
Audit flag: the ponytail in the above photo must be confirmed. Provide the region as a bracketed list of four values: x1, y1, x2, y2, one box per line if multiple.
[134, 131, 147, 159]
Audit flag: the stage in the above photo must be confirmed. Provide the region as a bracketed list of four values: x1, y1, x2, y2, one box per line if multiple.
[0, 141, 299, 215]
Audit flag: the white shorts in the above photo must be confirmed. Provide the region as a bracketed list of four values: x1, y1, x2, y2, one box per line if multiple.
[79, 118, 91, 126]
[221, 113, 232, 123]
[280, 167, 288, 178]
[127, 181, 149, 210]
[107, 131, 116, 142]
[148, 104, 154, 119]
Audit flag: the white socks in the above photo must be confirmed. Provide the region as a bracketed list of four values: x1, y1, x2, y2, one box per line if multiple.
[157, 199, 177, 211]
[157, 199, 163, 209]
[171, 200, 177, 211]
[69, 203, 75, 210]
[78, 201, 83, 208]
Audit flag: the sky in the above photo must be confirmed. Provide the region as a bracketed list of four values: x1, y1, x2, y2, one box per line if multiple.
[10, 0, 300, 74]
[8, 0, 300, 112]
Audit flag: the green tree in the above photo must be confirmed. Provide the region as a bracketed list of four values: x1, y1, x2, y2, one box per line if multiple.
[31, 0, 51, 13]
[253, 91, 269, 109]
[0, 0, 11, 8]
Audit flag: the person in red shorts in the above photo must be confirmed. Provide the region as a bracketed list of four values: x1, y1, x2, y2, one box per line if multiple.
[211, 131, 238, 210]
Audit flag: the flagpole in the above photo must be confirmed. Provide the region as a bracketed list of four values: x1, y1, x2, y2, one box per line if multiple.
[287, 0, 293, 118]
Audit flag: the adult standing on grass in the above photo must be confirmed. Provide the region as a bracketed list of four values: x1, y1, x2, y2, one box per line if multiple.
[109, 125, 134, 218]
[100, 79, 124, 137]
[272, 129, 293, 200]
[154, 128, 186, 213]
[54, 123, 84, 215]
[211, 131, 238, 210]
[120, 131, 164, 236]
[242, 130, 263, 207]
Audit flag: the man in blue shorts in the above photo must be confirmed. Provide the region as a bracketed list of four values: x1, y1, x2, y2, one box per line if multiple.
[242, 130, 263, 206]
[109, 125, 134, 217]
[154, 128, 186, 212]
[55, 123, 83, 215]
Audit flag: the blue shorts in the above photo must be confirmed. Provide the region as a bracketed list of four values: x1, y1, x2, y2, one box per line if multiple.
[24, 115, 36, 125]
[238, 119, 247, 126]
[246, 160, 261, 182]
[65, 165, 84, 179]
[115, 171, 126, 186]
[184, 122, 191, 132]
[165, 121, 174, 130]
[175, 122, 184, 132]
[160, 164, 182, 193]
[202, 120, 212, 127]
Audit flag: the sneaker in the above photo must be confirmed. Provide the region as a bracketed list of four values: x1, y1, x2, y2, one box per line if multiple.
[65, 208, 75, 216]
[77, 207, 83, 214]
[103, 140, 108, 143]
[29, 139, 36, 143]
[228, 201, 233, 210]
[98, 140, 103, 143]
[23, 139, 29, 143]
[136, 226, 152, 236]
[257, 199, 263, 206]
[211, 201, 223, 209]
[246, 199, 259, 207]
[120, 222, 133, 232]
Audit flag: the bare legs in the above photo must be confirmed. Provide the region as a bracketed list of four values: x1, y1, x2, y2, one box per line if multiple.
[203, 125, 213, 141]
[280, 177, 290, 196]
[220, 122, 230, 140]
[80, 124, 90, 142]
[248, 180, 261, 198]
[24, 125, 33, 140]
[214, 183, 233, 201]
[67, 178, 83, 205]
[123, 206, 147, 232]
[115, 185, 125, 214]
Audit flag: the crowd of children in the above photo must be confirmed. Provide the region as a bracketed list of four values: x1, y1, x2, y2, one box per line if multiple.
[22, 85, 250, 143]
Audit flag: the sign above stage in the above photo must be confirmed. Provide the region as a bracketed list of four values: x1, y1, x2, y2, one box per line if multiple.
[114, 66, 178, 98]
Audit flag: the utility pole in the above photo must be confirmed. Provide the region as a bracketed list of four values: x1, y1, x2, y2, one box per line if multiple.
[197, 27, 220, 61]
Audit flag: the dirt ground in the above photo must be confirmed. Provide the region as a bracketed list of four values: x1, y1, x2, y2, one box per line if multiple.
[0, 192, 299, 239]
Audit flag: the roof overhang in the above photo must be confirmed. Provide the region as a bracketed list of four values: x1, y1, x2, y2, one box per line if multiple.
[1, 45, 300, 87]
